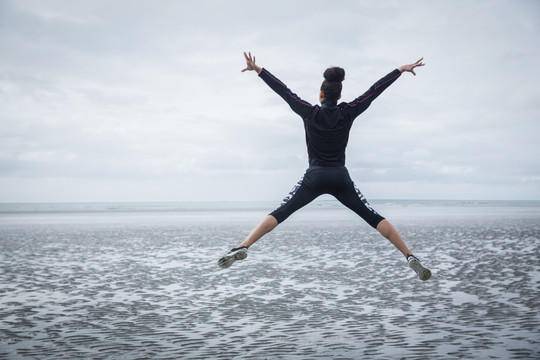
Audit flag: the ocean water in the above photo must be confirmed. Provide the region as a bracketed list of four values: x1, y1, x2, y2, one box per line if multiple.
[0, 200, 539, 359]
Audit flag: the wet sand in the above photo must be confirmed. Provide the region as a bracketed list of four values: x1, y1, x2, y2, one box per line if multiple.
[0, 204, 539, 359]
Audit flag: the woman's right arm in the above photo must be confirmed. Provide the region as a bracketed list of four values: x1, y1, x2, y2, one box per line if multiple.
[398, 58, 425, 76]
[345, 58, 425, 119]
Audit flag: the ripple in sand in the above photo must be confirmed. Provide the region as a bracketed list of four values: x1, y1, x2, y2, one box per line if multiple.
[1, 212, 539, 359]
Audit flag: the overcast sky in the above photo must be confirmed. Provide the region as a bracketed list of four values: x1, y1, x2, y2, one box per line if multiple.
[1, 0, 539, 202]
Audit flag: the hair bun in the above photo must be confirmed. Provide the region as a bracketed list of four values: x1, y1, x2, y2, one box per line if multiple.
[323, 67, 345, 82]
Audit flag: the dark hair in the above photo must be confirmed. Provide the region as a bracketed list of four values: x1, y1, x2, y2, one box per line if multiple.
[320, 67, 345, 101]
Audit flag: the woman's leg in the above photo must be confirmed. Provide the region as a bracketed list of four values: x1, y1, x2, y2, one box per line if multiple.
[238, 215, 278, 248]
[337, 185, 432, 280]
[237, 169, 320, 249]
[375, 215, 431, 280]
[376, 219, 411, 257]
[334, 170, 412, 258]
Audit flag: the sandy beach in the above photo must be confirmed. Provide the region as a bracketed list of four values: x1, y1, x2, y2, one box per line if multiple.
[0, 201, 539, 359]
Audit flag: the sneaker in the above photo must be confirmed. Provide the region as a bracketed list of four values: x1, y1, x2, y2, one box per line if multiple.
[407, 255, 431, 281]
[218, 246, 248, 269]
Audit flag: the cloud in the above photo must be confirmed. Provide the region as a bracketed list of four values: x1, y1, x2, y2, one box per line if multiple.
[0, 0, 539, 201]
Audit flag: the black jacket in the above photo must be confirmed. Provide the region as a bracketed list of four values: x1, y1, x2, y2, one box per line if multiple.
[258, 68, 402, 166]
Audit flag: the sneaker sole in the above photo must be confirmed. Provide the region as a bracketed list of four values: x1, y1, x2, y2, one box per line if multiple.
[218, 250, 248, 269]
[409, 259, 432, 281]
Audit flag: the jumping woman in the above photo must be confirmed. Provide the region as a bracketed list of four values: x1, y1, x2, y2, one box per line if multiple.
[218, 52, 431, 281]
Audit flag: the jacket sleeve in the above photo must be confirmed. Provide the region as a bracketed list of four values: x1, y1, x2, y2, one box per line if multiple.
[258, 68, 313, 119]
[342, 69, 402, 119]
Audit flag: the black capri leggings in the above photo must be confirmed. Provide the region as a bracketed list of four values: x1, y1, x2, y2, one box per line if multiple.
[270, 166, 385, 228]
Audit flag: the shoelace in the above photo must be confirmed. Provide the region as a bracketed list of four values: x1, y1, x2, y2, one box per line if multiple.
[230, 246, 248, 253]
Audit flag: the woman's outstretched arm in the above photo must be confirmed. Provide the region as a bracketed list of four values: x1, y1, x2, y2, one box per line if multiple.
[241, 51, 262, 74]
[398, 58, 425, 76]
[344, 57, 425, 119]
[242, 51, 313, 118]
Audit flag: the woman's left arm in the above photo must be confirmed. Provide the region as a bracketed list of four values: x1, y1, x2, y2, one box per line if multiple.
[241, 52, 262, 74]
[242, 51, 313, 119]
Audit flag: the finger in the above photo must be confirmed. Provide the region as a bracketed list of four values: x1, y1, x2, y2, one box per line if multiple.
[244, 52, 250, 61]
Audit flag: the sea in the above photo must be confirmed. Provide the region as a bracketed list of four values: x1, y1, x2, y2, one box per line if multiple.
[0, 200, 539, 359]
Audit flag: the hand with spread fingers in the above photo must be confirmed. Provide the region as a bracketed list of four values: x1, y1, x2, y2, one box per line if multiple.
[398, 58, 425, 76]
[241, 51, 262, 74]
